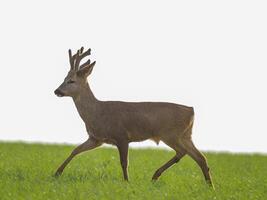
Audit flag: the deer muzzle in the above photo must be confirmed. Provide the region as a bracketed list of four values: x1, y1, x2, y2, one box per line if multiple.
[54, 89, 65, 97]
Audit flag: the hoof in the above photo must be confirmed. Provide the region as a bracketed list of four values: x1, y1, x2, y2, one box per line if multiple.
[207, 180, 215, 190]
[54, 171, 62, 177]
[152, 170, 161, 181]
[151, 175, 159, 181]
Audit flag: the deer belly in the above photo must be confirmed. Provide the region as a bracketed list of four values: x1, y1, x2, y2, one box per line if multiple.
[126, 130, 152, 142]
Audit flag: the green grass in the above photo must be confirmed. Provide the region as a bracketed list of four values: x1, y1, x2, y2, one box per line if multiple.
[0, 142, 266, 200]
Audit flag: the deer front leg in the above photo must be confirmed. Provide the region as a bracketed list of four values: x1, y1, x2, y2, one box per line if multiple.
[54, 137, 102, 177]
[116, 142, 129, 181]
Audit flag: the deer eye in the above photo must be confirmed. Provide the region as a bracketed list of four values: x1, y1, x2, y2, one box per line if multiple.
[67, 80, 75, 84]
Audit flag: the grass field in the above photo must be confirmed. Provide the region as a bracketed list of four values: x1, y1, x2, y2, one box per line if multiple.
[0, 142, 266, 200]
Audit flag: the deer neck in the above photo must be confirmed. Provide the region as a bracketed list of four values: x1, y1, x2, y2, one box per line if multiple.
[73, 82, 98, 123]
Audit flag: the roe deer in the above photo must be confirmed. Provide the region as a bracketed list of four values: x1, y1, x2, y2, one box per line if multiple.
[54, 47, 214, 188]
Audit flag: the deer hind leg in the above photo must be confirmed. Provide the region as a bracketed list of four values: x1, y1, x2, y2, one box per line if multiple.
[181, 139, 214, 188]
[152, 149, 186, 181]
[54, 137, 102, 177]
[152, 138, 186, 181]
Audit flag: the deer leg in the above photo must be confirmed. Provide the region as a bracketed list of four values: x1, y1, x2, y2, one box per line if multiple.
[54, 137, 102, 176]
[116, 142, 129, 181]
[152, 150, 186, 181]
[182, 140, 214, 188]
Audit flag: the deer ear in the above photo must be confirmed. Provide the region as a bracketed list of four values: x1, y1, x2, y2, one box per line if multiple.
[77, 61, 96, 77]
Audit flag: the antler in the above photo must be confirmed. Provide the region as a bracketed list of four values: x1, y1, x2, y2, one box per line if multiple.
[68, 47, 91, 71]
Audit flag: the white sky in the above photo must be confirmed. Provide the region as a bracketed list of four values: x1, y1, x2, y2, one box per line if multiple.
[0, 1, 266, 153]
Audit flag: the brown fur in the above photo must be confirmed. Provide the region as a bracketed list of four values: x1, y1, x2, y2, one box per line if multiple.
[54, 47, 214, 188]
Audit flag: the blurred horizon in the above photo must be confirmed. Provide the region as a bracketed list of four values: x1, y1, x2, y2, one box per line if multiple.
[1, 139, 266, 154]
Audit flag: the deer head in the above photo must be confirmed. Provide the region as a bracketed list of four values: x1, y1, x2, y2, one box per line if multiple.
[54, 47, 96, 98]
